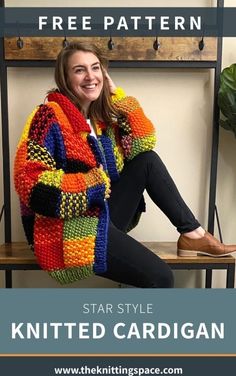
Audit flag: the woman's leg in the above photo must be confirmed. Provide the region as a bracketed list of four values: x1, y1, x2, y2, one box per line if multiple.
[97, 222, 174, 288]
[109, 150, 200, 233]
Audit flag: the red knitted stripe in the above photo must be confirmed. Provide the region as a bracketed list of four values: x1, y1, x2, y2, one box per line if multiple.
[48, 98, 97, 167]
[48, 92, 90, 132]
[30, 105, 57, 145]
[34, 216, 64, 270]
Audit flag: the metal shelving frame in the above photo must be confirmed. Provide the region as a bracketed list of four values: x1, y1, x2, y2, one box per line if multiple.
[0, 0, 224, 244]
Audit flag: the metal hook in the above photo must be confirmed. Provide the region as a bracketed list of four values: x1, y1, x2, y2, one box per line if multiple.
[153, 36, 160, 51]
[16, 22, 24, 49]
[63, 36, 69, 48]
[198, 37, 205, 51]
[17, 36, 24, 49]
[108, 36, 115, 50]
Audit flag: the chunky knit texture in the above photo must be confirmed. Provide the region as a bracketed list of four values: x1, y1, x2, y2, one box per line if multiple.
[14, 88, 156, 284]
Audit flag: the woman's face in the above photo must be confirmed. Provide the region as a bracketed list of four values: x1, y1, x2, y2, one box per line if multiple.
[67, 50, 104, 112]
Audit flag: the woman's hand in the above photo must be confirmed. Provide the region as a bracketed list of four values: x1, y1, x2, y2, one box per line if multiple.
[104, 70, 117, 95]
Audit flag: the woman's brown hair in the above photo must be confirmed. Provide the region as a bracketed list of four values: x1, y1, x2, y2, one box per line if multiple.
[53, 41, 117, 124]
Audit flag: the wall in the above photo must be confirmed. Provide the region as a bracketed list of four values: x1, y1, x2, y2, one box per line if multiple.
[1, 0, 235, 287]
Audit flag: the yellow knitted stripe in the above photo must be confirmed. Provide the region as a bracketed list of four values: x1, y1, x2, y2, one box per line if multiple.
[99, 169, 110, 197]
[60, 191, 87, 219]
[17, 107, 39, 147]
[27, 140, 56, 169]
[113, 145, 124, 173]
[38, 169, 64, 188]
[111, 87, 126, 103]
[129, 135, 157, 160]
[94, 121, 103, 136]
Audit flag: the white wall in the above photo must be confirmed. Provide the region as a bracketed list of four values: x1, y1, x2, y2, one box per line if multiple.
[1, 0, 236, 287]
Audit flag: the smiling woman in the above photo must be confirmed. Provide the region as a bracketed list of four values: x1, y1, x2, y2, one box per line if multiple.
[13, 41, 236, 288]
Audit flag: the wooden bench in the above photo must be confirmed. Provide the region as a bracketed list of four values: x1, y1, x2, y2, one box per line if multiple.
[0, 242, 235, 288]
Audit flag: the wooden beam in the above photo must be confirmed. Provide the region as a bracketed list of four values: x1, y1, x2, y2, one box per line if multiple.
[4, 37, 217, 61]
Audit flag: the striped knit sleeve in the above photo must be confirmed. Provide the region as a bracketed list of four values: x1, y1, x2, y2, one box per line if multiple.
[14, 105, 110, 219]
[111, 87, 156, 160]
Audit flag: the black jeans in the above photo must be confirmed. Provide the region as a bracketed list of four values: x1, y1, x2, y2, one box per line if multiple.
[97, 151, 200, 288]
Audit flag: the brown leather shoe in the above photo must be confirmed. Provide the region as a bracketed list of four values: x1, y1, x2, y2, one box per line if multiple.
[177, 232, 236, 257]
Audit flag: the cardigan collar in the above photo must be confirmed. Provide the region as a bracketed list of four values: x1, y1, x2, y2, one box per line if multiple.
[47, 91, 91, 133]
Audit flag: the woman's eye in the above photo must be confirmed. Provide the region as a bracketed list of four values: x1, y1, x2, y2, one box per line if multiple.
[75, 68, 84, 73]
[93, 66, 100, 71]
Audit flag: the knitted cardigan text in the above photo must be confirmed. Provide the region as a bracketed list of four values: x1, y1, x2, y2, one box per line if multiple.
[14, 88, 156, 284]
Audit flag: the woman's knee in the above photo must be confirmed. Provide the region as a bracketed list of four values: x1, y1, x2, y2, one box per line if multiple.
[135, 150, 157, 164]
[150, 265, 174, 288]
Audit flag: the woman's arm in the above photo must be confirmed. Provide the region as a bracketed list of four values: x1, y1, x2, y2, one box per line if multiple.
[105, 72, 156, 160]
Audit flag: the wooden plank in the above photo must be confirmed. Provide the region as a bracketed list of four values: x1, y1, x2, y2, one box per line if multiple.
[0, 242, 36, 264]
[4, 37, 217, 61]
[0, 242, 235, 265]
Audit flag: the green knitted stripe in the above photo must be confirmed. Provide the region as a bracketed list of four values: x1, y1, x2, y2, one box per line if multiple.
[63, 217, 99, 240]
[106, 126, 116, 142]
[129, 135, 156, 160]
[49, 265, 94, 284]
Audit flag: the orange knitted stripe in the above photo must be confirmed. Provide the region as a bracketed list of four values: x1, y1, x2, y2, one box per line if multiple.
[63, 236, 95, 267]
[14, 141, 28, 177]
[15, 142, 46, 204]
[127, 108, 155, 138]
[47, 102, 74, 133]
[61, 173, 87, 193]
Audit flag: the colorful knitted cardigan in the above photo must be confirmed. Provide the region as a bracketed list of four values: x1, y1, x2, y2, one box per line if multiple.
[14, 88, 156, 284]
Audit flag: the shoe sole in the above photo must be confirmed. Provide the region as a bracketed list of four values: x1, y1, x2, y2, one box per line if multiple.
[177, 249, 236, 258]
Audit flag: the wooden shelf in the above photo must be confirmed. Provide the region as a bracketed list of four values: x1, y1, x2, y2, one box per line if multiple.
[0, 241, 235, 266]
[4, 37, 217, 61]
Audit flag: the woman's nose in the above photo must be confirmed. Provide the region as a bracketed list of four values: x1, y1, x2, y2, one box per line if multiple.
[85, 69, 93, 80]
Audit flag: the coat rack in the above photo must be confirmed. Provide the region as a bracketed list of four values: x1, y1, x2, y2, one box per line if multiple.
[0, 0, 224, 245]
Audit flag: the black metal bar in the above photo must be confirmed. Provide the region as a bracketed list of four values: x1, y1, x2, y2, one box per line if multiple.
[226, 264, 235, 288]
[5, 59, 217, 69]
[170, 263, 233, 271]
[110, 61, 217, 69]
[1, 263, 232, 271]
[5, 60, 56, 68]
[0, 262, 234, 288]
[5, 270, 12, 288]
[0, 0, 11, 243]
[0, 204, 4, 222]
[215, 204, 223, 243]
[205, 269, 213, 288]
[207, 0, 224, 234]
[0, 264, 40, 270]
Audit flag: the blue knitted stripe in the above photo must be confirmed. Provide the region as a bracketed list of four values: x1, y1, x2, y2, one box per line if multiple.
[99, 135, 120, 182]
[87, 135, 107, 169]
[93, 201, 109, 274]
[87, 184, 106, 208]
[44, 122, 67, 170]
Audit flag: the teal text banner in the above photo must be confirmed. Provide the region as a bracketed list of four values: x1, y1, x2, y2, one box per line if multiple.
[0, 8, 236, 37]
[0, 289, 235, 354]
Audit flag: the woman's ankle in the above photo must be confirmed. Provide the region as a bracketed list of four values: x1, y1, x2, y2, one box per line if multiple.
[183, 226, 205, 239]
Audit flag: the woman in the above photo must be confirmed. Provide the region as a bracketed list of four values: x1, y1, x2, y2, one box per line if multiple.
[14, 42, 236, 287]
